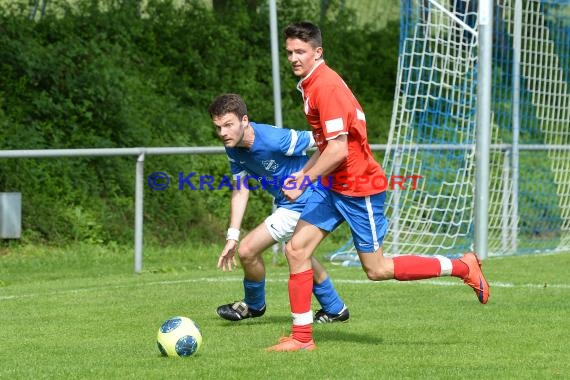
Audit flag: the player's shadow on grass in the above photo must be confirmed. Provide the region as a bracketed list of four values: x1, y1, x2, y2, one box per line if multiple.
[215, 317, 383, 344]
[315, 329, 383, 345]
[215, 316, 383, 344]
[215, 315, 292, 326]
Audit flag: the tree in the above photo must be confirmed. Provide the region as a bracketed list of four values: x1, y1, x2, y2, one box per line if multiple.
[212, 0, 258, 14]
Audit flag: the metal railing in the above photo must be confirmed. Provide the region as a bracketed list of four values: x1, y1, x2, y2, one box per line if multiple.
[0, 147, 224, 273]
[2, 143, 569, 271]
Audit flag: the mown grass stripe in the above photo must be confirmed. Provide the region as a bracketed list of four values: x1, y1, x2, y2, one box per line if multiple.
[2, 277, 568, 302]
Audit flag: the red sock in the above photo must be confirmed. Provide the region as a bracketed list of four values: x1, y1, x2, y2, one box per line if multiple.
[289, 269, 313, 343]
[451, 259, 469, 278]
[292, 324, 312, 343]
[393, 256, 470, 280]
[393, 256, 442, 280]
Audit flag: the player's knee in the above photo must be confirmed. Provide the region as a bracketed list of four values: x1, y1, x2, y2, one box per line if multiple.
[236, 241, 259, 262]
[284, 241, 304, 262]
[363, 266, 391, 281]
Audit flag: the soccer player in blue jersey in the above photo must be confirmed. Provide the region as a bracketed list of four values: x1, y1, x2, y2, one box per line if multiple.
[208, 93, 349, 323]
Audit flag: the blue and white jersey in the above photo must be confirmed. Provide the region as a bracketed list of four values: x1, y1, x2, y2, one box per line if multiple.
[225, 122, 314, 212]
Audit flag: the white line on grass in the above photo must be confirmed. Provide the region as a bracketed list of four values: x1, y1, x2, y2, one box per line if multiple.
[0, 277, 568, 301]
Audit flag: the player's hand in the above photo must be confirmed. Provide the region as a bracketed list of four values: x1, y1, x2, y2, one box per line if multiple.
[283, 171, 304, 202]
[282, 187, 304, 202]
[217, 239, 239, 272]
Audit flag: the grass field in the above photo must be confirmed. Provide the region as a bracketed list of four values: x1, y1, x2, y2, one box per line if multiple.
[1, 242, 569, 379]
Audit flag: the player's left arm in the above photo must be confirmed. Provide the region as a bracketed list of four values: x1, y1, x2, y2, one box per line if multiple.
[279, 129, 315, 156]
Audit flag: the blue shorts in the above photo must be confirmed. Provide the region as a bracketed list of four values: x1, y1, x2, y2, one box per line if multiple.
[299, 187, 389, 253]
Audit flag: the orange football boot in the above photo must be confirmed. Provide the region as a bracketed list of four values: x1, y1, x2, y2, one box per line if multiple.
[459, 252, 490, 304]
[265, 336, 316, 352]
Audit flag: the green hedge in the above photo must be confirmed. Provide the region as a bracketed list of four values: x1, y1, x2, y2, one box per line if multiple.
[0, 0, 399, 245]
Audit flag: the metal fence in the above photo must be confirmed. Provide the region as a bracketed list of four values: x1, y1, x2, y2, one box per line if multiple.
[2, 143, 569, 272]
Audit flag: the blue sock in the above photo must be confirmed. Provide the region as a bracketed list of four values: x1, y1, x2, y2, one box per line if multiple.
[313, 277, 344, 315]
[243, 278, 265, 311]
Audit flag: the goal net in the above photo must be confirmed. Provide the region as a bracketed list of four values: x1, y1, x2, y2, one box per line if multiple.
[489, 0, 570, 254]
[328, 0, 569, 263]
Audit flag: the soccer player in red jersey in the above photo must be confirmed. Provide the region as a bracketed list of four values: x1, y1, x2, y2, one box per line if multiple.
[266, 21, 489, 352]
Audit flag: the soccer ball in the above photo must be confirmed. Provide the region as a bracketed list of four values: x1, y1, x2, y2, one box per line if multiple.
[156, 316, 203, 357]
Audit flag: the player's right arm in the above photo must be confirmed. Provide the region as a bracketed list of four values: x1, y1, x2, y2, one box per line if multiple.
[300, 148, 320, 173]
[218, 176, 250, 272]
[303, 134, 347, 182]
[279, 128, 319, 201]
[282, 149, 320, 201]
[282, 136, 348, 202]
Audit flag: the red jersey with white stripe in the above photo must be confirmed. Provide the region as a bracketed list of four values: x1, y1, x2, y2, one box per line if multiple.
[297, 61, 385, 196]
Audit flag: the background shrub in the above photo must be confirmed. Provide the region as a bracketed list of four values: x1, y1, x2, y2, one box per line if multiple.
[0, 0, 399, 245]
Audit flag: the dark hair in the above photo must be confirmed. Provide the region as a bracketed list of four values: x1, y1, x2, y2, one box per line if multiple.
[208, 93, 248, 119]
[283, 21, 322, 48]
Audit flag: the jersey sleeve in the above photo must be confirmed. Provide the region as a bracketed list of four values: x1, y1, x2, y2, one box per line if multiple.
[316, 86, 352, 140]
[279, 128, 315, 156]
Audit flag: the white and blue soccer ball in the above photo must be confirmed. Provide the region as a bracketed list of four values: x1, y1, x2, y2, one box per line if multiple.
[156, 316, 203, 357]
